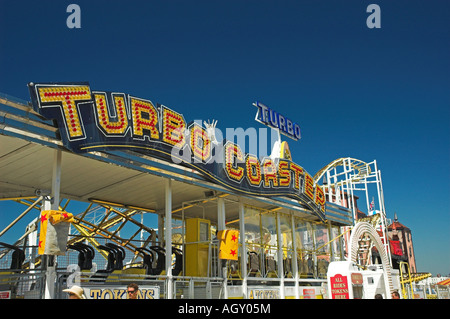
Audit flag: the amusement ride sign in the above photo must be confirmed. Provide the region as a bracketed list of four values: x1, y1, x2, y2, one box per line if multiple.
[28, 82, 325, 220]
[253, 101, 301, 141]
[329, 274, 350, 299]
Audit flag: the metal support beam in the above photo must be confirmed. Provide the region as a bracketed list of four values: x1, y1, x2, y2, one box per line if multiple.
[276, 213, 285, 298]
[41, 196, 55, 299]
[239, 202, 247, 298]
[44, 149, 62, 299]
[0, 196, 43, 238]
[291, 214, 299, 299]
[164, 178, 173, 298]
[217, 197, 227, 298]
[217, 197, 225, 231]
[51, 150, 61, 210]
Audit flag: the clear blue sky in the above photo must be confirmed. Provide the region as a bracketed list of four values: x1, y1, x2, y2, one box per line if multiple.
[0, 0, 449, 276]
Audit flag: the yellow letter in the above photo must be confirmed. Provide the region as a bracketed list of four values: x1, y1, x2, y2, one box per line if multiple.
[94, 93, 128, 135]
[130, 97, 159, 140]
[162, 106, 186, 147]
[224, 142, 244, 182]
[262, 158, 278, 187]
[278, 160, 290, 187]
[304, 173, 314, 200]
[190, 123, 211, 162]
[38, 85, 91, 139]
[245, 155, 262, 186]
[290, 162, 304, 190]
[315, 185, 325, 212]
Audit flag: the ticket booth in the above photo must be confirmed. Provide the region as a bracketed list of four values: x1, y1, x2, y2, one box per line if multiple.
[185, 218, 211, 277]
[327, 261, 364, 299]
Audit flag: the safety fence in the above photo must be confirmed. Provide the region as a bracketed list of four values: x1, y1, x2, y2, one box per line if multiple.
[0, 241, 226, 299]
[2, 240, 447, 299]
[0, 267, 226, 299]
[0, 269, 46, 299]
[56, 271, 225, 299]
[413, 283, 450, 299]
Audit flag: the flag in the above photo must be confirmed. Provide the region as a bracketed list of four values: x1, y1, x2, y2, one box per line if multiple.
[369, 197, 375, 212]
[49, 211, 74, 225]
[39, 210, 74, 255]
[217, 229, 239, 260]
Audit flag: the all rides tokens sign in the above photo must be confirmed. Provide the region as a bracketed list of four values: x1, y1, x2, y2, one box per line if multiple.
[329, 274, 349, 299]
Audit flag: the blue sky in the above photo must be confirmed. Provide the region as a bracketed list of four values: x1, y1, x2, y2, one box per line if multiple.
[0, 0, 449, 276]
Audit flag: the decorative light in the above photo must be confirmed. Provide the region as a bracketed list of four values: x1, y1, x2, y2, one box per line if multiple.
[245, 155, 262, 186]
[190, 124, 211, 163]
[130, 97, 159, 139]
[162, 107, 186, 147]
[278, 160, 291, 187]
[262, 158, 278, 187]
[224, 142, 244, 182]
[94, 93, 128, 134]
[38, 85, 91, 138]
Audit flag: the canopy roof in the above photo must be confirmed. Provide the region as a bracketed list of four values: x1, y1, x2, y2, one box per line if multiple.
[437, 278, 450, 286]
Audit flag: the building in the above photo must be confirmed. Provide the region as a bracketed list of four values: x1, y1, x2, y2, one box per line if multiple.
[387, 213, 417, 273]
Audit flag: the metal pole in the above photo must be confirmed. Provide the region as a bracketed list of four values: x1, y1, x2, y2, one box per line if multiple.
[51, 150, 61, 211]
[239, 202, 247, 298]
[291, 214, 299, 299]
[165, 178, 173, 299]
[217, 197, 225, 231]
[42, 196, 54, 299]
[217, 197, 227, 298]
[364, 163, 370, 214]
[374, 160, 392, 266]
[44, 149, 62, 299]
[276, 213, 284, 298]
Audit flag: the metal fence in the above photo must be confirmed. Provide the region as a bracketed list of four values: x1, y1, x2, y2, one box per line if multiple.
[0, 269, 46, 299]
[1, 240, 448, 299]
[413, 283, 450, 299]
[0, 238, 226, 299]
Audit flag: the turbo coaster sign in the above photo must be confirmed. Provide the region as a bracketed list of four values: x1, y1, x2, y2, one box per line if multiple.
[28, 82, 325, 220]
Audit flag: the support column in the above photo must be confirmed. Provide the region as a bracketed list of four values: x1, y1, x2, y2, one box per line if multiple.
[41, 196, 54, 299]
[44, 149, 62, 299]
[158, 215, 164, 246]
[217, 197, 227, 299]
[217, 197, 225, 231]
[238, 202, 247, 298]
[276, 213, 284, 299]
[326, 221, 331, 262]
[164, 179, 173, 299]
[291, 214, 299, 299]
[51, 150, 61, 211]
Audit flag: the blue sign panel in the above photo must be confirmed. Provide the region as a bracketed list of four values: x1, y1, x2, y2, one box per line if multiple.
[254, 101, 301, 141]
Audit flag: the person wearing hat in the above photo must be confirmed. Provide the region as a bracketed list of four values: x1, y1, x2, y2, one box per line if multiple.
[63, 285, 86, 299]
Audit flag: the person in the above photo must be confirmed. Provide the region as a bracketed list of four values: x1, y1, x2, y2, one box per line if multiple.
[391, 291, 400, 299]
[63, 285, 86, 299]
[375, 294, 383, 299]
[127, 283, 139, 299]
